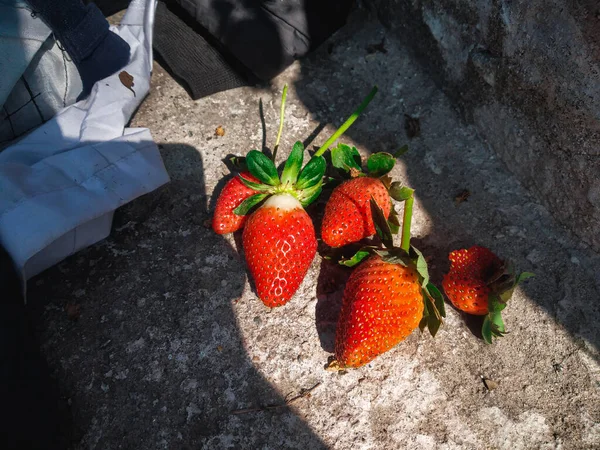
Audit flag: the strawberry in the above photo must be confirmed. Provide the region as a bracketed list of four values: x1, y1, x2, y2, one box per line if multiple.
[335, 255, 423, 367]
[212, 172, 260, 234]
[443, 246, 534, 343]
[243, 194, 317, 307]
[442, 246, 502, 315]
[216, 85, 378, 306]
[328, 196, 445, 370]
[321, 177, 392, 247]
[231, 142, 326, 307]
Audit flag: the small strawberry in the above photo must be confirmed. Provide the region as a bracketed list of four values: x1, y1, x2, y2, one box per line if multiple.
[329, 194, 445, 369]
[212, 172, 260, 234]
[443, 246, 534, 343]
[321, 177, 392, 247]
[320, 142, 412, 248]
[243, 194, 317, 307]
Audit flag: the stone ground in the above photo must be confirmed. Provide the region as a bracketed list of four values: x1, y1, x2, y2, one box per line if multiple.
[27, 15, 600, 450]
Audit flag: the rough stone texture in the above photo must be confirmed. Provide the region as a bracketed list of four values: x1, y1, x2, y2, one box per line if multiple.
[366, 0, 600, 252]
[28, 18, 600, 450]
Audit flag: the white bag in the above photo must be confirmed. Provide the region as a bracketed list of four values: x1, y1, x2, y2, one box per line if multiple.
[0, 0, 170, 282]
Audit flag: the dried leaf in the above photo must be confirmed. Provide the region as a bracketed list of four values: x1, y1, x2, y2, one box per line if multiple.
[404, 114, 420, 138]
[366, 38, 387, 54]
[454, 189, 471, 205]
[118, 71, 136, 97]
[65, 303, 81, 321]
[215, 126, 225, 137]
[481, 376, 498, 391]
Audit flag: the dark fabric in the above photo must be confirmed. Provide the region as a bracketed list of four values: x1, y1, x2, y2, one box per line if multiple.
[25, 0, 131, 99]
[153, 1, 251, 100]
[0, 246, 67, 449]
[175, 0, 353, 81]
[26, 0, 109, 62]
[89, 0, 131, 17]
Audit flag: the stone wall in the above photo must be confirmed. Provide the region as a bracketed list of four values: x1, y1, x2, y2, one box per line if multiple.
[366, 0, 600, 251]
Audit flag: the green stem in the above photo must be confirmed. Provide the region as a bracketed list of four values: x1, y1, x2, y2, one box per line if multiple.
[400, 189, 415, 253]
[314, 86, 378, 157]
[272, 84, 288, 162]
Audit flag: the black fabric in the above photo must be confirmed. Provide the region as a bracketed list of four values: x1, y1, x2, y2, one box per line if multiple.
[154, 1, 251, 100]
[0, 246, 69, 449]
[89, 0, 131, 17]
[175, 0, 353, 81]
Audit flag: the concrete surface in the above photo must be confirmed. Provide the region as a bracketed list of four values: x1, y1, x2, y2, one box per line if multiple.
[366, 0, 600, 252]
[28, 17, 600, 450]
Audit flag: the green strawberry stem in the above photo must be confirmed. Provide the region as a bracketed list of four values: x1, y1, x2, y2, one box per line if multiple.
[314, 86, 378, 158]
[400, 189, 415, 253]
[272, 84, 288, 162]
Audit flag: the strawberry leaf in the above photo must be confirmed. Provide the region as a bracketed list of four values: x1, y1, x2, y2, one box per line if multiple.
[516, 272, 535, 285]
[487, 294, 506, 314]
[419, 298, 430, 333]
[281, 141, 304, 185]
[388, 207, 400, 234]
[331, 143, 362, 173]
[490, 312, 505, 332]
[238, 175, 272, 192]
[367, 152, 395, 177]
[388, 219, 400, 234]
[410, 245, 429, 287]
[228, 156, 247, 171]
[393, 144, 409, 157]
[370, 198, 393, 248]
[420, 288, 442, 337]
[482, 316, 493, 344]
[389, 182, 414, 202]
[296, 156, 326, 189]
[339, 249, 371, 267]
[376, 248, 410, 266]
[298, 181, 323, 207]
[380, 174, 393, 190]
[426, 283, 446, 319]
[233, 193, 269, 215]
[246, 150, 280, 186]
[482, 311, 506, 344]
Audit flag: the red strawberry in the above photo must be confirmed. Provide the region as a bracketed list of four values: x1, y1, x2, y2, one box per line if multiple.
[443, 246, 534, 343]
[243, 194, 317, 307]
[334, 255, 423, 368]
[442, 246, 503, 315]
[321, 177, 392, 247]
[212, 172, 260, 234]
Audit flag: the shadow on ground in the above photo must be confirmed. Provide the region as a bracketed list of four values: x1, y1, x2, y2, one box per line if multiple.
[27, 143, 327, 449]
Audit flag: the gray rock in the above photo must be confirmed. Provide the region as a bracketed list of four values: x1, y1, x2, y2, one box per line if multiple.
[367, 0, 600, 251]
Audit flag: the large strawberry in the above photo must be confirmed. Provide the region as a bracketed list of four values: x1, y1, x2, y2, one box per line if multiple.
[212, 172, 260, 234]
[243, 194, 317, 307]
[443, 246, 534, 344]
[335, 254, 423, 367]
[218, 84, 378, 307]
[235, 143, 325, 307]
[321, 144, 410, 248]
[321, 177, 391, 247]
[329, 194, 445, 369]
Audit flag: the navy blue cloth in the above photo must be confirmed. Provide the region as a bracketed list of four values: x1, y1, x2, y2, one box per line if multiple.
[25, 0, 131, 99]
